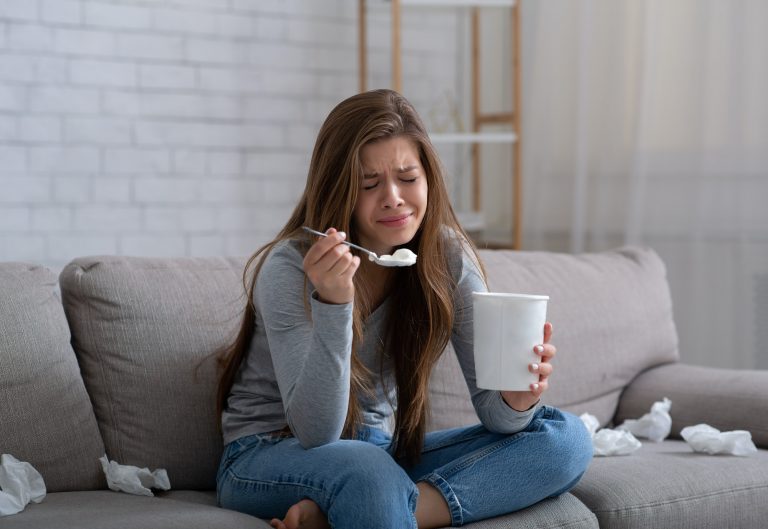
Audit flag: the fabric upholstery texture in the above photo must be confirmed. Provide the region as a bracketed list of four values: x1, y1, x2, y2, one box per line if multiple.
[429, 247, 679, 430]
[0, 263, 105, 492]
[440, 493, 598, 529]
[616, 363, 768, 447]
[59, 256, 246, 490]
[0, 491, 270, 529]
[572, 440, 768, 529]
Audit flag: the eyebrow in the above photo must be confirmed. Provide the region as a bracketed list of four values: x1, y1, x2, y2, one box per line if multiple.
[363, 165, 420, 179]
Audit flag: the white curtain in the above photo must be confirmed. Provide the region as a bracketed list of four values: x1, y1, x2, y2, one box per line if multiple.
[520, 0, 768, 369]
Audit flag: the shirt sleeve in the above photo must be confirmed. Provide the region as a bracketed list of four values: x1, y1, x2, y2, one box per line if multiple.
[255, 242, 353, 448]
[449, 242, 541, 433]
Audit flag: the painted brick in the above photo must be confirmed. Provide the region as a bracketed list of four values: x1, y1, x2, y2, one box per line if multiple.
[188, 235, 226, 257]
[0, 116, 17, 140]
[173, 149, 207, 175]
[119, 235, 186, 257]
[70, 59, 138, 87]
[31, 206, 73, 231]
[28, 86, 99, 114]
[0, 207, 30, 231]
[152, 8, 219, 35]
[0, 146, 26, 171]
[181, 206, 217, 231]
[7, 23, 54, 52]
[84, 3, 152, 30]
[143, 207, 181, 232]
[0, 178, 50, 203]
[53, 177, 91, 203]
[197, 66, 262, 93]
[92, 178, 132, 203]
[41, 0, 82, 25]
[0, 55, 36, 82]
[74, 205, 141, 231]
[208, 151, 243, 175]
[0, 236, 46, 262]
[48, 235, 117, 261]
[104, 147, 170, 174]
[0, 84, 26, 112]
[139, 64, 196, 89]
[186, 37, 248, 64]
[245, 152, 307, 176]
[116, 33, 184, 61]
[104, 91, 239, 119]
[64, 117, 132, 144]
[19, 116, 62, 142]
[134, 178, 198, 203]
[29, 146, 99, 172]
[54, 28, 116, 56]
[0, 0, 38, 22]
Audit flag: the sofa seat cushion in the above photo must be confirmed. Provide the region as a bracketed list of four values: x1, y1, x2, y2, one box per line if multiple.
[0, 491, 270, 529]
[59, 256, 246, 490]
[0, 263, 105, 492]
[572, 440, 768, 529]
[440, 493, 598, 529]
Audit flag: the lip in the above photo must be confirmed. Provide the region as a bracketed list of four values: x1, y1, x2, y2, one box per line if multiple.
[377, 213, 412, 227]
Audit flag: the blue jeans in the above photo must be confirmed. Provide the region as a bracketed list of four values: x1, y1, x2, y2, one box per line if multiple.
[217, 406, 592, 528]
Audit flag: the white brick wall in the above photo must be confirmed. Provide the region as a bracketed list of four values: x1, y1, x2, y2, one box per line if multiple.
[0, 0, 462, 270]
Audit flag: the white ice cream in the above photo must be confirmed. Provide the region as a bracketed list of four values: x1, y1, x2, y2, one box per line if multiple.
[371, 248, 417, 267]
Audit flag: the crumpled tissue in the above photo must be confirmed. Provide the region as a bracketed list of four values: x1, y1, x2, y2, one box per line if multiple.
[99, 455, 171, 497]
[580, 413, 642, 456]
[616, 397, 672, 442]
[0, 454, 46, 517]
[681, 424, 758, 456]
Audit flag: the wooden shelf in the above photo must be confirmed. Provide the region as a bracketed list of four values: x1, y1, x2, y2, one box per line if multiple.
[400, 0, 516, 7]
[429, 132, 518, 144]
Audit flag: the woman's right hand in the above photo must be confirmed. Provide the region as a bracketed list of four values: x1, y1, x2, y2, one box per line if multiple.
[303, 228, 360, 305]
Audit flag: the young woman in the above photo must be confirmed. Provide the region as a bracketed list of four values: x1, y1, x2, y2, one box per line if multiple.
[216, 89, 592, 529]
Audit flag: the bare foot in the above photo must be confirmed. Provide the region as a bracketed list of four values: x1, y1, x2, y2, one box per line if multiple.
[270, 499, 330, 529]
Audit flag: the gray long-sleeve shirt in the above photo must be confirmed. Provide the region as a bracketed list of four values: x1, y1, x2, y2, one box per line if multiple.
[221, 234, 539, 448]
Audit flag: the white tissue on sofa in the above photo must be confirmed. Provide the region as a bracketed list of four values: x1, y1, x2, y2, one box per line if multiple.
[99, 455, 171, 497]
[580, 413, 642, 456]
[616, 397, 672, 442]
[0, 454, 46, 517]
[681, 424, 758, 456]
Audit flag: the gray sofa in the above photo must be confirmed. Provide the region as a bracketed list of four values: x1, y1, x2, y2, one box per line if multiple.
[1, 246, 766, 529]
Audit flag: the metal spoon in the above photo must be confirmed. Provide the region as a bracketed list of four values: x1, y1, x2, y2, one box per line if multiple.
[301, 227, 417, 267]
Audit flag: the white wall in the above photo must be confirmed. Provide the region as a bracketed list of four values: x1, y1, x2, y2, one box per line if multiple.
[0, 0, 460, 270]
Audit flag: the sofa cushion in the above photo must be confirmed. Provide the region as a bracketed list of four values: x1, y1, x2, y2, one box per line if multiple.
[427, 246, 679, 431]
[447, 492, 598, 529]
[0, 263, 105, 492]
[571, 440, 768, 529]
[59, 256, 246, 490]
[0, 490, 269, 529]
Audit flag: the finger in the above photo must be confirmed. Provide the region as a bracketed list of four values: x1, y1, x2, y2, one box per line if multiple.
[530, 379, 548, 396]
[340, 255, 361, 280]
[327, 249, 355, 276]
[315, 241, 352, 273]
[543, 321, 553, 343]
[304, 229, 346, 266]
[534, 343, 556, 362]
[529, 362, 553, 377]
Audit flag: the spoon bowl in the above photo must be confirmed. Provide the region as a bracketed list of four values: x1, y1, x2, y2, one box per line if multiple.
[301, 227, 417, 267]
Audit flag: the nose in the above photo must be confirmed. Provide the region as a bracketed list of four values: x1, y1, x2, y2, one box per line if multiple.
[380, 179, 404, 209]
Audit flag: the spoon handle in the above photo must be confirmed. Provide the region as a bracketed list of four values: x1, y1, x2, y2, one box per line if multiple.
[301, 227, 378, 259]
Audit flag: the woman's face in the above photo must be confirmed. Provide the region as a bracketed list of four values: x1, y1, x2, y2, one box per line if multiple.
[353, 136, 428, 256]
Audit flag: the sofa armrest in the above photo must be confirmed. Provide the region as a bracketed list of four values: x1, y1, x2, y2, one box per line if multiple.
[615, 363, 768, 448]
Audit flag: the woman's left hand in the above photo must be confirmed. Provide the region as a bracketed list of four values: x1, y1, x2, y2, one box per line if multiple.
[501, 322, 556, 412]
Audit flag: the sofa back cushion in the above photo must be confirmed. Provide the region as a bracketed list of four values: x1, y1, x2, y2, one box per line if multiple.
[0, 263, 106, 491]
[59, 256, 245, 490]
[428, 246, 680, 431]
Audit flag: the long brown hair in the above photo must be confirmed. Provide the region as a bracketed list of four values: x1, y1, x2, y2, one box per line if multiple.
[216, 89, 485, 463]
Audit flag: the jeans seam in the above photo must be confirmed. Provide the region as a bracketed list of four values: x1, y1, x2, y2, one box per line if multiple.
[421, 473, 463, 526]
[438, 430, 527, 479]
[222, 467, 331, 504]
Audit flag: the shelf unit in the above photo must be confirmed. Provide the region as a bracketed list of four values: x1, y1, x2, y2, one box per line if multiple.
[358, 0, 522, 249]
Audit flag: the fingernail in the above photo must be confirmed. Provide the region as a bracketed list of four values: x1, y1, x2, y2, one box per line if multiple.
[534, 345, 544, 354]
[532, 383, 540, 391]
[531, 363, 539, 372]
[337, 231, 346, 239]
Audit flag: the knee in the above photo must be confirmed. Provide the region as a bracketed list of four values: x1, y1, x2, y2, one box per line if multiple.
[542, 408, 593, 490]
[327, 440, 413, 494]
